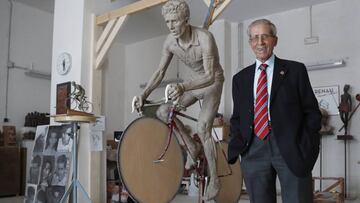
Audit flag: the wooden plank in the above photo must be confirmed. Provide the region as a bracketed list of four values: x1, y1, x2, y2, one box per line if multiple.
[96, 19, 116, 54]
[96, 0, 168, 26]
[202, 0, 232, 26]
[203, 0, 211, 7]
[323, 180, 341, 192]
[95, 15, 127, 69]
[90, 15, 104, 202]
[211, 0, 232, 22]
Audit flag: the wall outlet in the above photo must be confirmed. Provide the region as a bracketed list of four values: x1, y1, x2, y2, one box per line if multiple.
[304, 36, 319, 45]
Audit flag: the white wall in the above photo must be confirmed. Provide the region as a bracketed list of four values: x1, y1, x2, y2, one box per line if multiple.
[0, 1, 52, 130]
[242, 0, 360, 197]
[102, 42, 126, 139]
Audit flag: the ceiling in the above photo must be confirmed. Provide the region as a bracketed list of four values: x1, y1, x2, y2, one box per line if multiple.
[15, 0, 54, 13]
[116, 0, 334, 44]
[14, 0, 335, 44]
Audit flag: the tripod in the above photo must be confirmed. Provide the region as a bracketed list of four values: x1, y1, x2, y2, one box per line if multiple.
[54, 115, 96, 203]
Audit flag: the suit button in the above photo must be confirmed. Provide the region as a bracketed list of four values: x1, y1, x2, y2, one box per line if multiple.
[250, 126, 252, 129]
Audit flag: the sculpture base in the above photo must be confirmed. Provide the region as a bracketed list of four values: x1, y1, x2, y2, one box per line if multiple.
[337, 135, 354, 140]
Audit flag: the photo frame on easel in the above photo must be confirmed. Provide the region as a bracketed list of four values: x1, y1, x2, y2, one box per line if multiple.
[56, 82, 71, 115]
[25, 124, 73, 203]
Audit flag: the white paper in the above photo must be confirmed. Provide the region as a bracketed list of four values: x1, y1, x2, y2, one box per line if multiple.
[89, 116, 105, 131]
[90, 131, 103, 151]
[313, 85, 340, 115]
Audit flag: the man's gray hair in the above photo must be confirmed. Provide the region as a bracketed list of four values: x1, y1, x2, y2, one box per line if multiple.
[247, 19, 277, 37]
[162, 0, 190, 20]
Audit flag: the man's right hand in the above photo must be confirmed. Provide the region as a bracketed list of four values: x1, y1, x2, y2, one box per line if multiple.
[131, 95, 144, 113]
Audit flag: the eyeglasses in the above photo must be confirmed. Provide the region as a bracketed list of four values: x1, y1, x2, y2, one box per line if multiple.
[249, 34, 275, 43]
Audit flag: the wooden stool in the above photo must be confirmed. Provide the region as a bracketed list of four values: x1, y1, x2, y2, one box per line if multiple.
[313, 177, 344, 203]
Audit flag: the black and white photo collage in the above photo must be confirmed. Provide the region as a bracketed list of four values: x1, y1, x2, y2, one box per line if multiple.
[25, 125, 73, 203]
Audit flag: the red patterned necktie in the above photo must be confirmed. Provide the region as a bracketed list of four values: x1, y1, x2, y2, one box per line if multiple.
[254, 63, 270, 139]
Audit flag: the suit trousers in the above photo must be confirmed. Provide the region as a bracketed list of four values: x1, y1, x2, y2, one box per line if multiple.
[240, 132, 313, 203]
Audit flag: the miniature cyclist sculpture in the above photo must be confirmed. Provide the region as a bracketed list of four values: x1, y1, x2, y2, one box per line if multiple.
[68, 81, 92, 112]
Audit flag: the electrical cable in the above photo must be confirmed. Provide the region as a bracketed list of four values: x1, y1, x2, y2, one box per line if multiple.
[4, 0, 14, 123]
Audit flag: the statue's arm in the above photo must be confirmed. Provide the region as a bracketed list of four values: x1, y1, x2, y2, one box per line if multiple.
[142, 40, 173, 99]
[182, 31, 216, 91]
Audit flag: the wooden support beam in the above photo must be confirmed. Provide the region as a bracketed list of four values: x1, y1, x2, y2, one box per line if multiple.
[211, 0, 232, 22]
[96, 0, 168, 26]
[95, 15, 127, 69]
[96, 19, 116, 53]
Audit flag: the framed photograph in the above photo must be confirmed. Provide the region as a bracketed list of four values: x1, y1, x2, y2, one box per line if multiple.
[3, 125, 16, 146]
[33, 125, 49, 153]
[25, 184, 37, 203]
[28, 155, 42, 184]
[57, 125, 73, 152]
[313, 85, 340, 115]
[56, 82, 71, 114]
[51, 153, 70, 186]
[44, 126, 61, 155]
[26, 124, 73, 203]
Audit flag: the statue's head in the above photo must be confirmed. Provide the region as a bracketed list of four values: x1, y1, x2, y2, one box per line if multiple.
[344, 84, 350, 92]
[162, 0, 190, 38]
[162, 0, 190, 21]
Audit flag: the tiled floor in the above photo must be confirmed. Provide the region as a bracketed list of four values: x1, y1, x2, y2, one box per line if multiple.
[0, 194, 358, 203]
[172, 193, 252, 202]
[0, 195, 252, 203]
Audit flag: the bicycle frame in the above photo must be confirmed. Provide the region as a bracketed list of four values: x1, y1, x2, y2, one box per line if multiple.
[150, 103, 233, 178]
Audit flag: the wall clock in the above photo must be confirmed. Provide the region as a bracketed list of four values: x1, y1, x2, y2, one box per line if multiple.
[56, 52, 72, 75]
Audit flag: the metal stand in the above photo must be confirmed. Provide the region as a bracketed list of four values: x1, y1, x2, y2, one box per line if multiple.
[52, 114, 96, 203]
[337, 133, 353, 198]
[319, 136, 322, 190]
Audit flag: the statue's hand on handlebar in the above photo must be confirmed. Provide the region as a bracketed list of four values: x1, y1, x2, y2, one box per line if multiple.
[165, 83, 185, 103]
[131, 95, 145, 114]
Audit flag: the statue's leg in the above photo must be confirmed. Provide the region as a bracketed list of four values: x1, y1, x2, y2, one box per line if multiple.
[156, 94, 201, 169]
[344, 112, 349, 134]
[195, 81, 223, 201]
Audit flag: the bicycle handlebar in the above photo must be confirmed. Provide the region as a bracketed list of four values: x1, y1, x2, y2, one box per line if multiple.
[132, 84, 185, 115]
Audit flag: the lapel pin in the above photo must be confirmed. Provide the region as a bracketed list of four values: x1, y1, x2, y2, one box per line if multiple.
[280, 70, 285, 75]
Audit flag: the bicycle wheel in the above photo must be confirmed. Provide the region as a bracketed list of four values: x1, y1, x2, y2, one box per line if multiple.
[215, 141, 243, 203]
[118, 117, 184, 203]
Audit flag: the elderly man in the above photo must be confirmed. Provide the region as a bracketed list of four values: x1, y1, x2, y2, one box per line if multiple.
[228, 19, 321, 203]
[132, 0, 224, 200]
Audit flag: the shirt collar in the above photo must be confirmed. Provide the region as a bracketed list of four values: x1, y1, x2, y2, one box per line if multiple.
[255, 54, 275, 70]
[174, 26, 200, 49]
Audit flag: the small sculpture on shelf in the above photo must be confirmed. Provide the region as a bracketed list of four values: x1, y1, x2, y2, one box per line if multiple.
[319, 108, 334, 135]
[68, 81, 92, 113]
